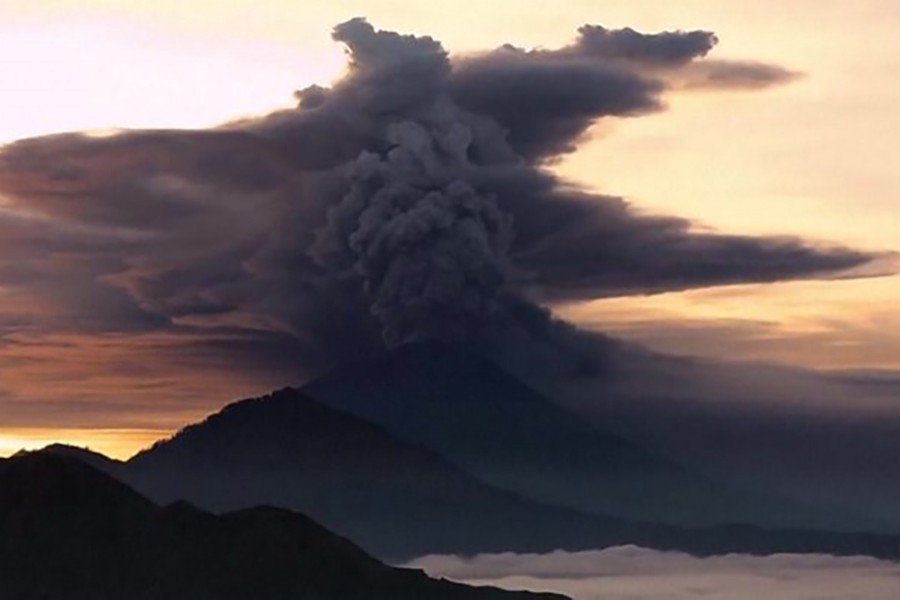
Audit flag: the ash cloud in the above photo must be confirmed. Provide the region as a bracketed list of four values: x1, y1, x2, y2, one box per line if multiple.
[0, 18, 869, 351]
[449, 48, 663, 159]
[310, 120, 514, 345]
[571, 25, 718, 65]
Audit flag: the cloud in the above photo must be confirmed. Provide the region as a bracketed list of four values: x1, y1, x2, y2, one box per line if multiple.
[570, 26, 717, 65]
[501, 185, 874, 301]
[309, 120, 515, 345]
[678, 60, 802, 90]
[407, 547, 900, 600]
[449, 23, 793, 159]
[0, 20, 869, 349]
[450, 48, 663, 159]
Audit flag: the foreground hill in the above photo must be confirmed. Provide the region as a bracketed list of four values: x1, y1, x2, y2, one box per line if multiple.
[0, 451, 567, 600]
[304, 343, 869, 531]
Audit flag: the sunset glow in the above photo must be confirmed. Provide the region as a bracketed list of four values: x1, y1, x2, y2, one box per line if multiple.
[0, 428, 166, 459]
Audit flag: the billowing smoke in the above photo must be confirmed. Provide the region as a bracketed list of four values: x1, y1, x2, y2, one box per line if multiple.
[311, 120, 513, 344]
[571, 25, 717, 64]
[286, 18, 817, 344]
[297, 20, 521, 343]
[0, 18, 873, 363]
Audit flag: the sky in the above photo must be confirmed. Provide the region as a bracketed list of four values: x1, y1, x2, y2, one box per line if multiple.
[0, 0, 897, 458]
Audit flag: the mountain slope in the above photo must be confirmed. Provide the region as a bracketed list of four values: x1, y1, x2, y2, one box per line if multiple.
[0, 451, 567, 600]
[114, 389, 900, 562]
[36, 442, 126, 473]
[124, 388, 627, 558]
[304, 342, 865, 531]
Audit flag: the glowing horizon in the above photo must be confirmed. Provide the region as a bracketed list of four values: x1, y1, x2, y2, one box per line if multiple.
[0, 427, 169, 460]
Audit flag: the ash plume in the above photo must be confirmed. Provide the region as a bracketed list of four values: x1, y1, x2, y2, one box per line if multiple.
[0, 16, 896, 521]
[0, 17, 873, 362]
[311, 120, 513, 344]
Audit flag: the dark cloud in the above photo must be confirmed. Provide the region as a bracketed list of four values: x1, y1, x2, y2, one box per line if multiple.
[450, 49, 663, 158]
[0, 20, 888, 431]
[449, 24, 791, 159]
[0, 19, 848, 356]
[310, 121, 515, 345]
[328, 17, 450, 115]
[572, 25, 717, 65]
[487, 177, 872, 301]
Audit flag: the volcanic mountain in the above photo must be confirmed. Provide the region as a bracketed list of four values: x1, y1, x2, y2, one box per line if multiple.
[122, 388, 629, 559]
[0, 450, 568, 600]
[65, 380, 900, 563]
[303, 342, 869, 532]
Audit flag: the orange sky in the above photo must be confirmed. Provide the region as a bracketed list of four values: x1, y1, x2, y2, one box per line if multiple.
[0, 0, 897, 458]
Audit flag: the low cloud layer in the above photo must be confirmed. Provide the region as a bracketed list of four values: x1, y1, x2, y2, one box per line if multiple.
[408, 547, 900, 600]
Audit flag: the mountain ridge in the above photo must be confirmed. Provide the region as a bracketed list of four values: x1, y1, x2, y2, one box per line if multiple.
[0, 451, 569, 600]
[123, 388, 624, 558]
[44, 384, 900, 562]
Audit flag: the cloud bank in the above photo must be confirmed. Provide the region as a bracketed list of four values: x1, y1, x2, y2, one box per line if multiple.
[408, 547, 900, 600]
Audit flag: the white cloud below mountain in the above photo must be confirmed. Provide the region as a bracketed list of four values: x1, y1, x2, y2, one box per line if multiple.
[407, 546, 900, 599]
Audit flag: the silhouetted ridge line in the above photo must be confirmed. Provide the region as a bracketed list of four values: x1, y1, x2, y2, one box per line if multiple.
[73, 382, 900, 562]
[0, 451, 568, 600]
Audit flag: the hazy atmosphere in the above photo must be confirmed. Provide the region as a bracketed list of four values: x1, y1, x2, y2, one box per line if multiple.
[2, 3, 900, 599]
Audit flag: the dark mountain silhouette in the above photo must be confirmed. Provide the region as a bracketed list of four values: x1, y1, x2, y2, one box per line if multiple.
[121, 389, 628, 558]
[38, 442, 126, 473]
[0, 451, 567, 600]
[79, 389, 900, 563]
[303, 342, 871, 531]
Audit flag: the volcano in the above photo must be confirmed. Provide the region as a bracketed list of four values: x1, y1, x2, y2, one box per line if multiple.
[303, 342, 869, 531]
[122, 387, 628, 559]
[69, 343, 900, 562]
